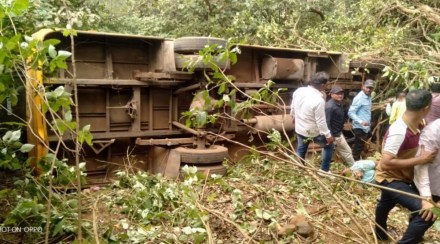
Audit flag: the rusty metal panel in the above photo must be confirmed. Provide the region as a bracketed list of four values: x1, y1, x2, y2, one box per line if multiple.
[68, 62, 106, 79]
[152, 88, 171, 130]
[75, 43, 106, 61]
[81, 117, 107, 132]
[151, 40, 176, 72]
[261, 56, 304, 80]
[78, 88, 106, 113]
[76, 88, 107, 132]
[227, 48, 255, 82]
[113, 64, 148, 79]
[140, 88, 150, 130]
[112, 46, 149, 63]
[109, 89, 132, 131]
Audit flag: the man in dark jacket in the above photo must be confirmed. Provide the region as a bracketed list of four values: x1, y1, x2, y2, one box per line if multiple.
[325, 86, 355, 166]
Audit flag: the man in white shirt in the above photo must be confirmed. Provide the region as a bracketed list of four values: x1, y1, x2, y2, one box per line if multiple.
[290, 72, 334, 176]
[414, 118, 440, 204]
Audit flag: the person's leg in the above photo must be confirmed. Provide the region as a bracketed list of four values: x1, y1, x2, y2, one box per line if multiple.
[314, 135, 335, 172]
[335, 135, 355, 166]
[396, 184, 435, 244]
[375, 181, 397, 240]
[352, 129, 367, 160]
[296, 134, 310, 162]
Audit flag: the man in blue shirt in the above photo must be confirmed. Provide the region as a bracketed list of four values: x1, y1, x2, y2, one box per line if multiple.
[348, 79, 374, 160]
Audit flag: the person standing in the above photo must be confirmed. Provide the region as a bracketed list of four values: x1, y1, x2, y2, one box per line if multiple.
[425, 82, 440, 124]
[290, 72, 334, 177]
[325, 86, 355, 166]
[348, 79, 374, 160]
[389, 92, 406, 125]
[374, 89, 438, 243]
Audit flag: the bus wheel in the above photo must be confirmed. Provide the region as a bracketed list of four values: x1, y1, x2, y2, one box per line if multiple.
[176, 145, 228, 164]
[174, 37, 227, 54]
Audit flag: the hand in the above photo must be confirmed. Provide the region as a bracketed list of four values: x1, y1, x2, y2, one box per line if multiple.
[360, 121, 369, 126]
[419, 145, 438, 164]
[420, 200, 437, 221]
[326, 136, 334, 145]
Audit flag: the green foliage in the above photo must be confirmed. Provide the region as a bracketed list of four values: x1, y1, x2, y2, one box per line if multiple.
[382, 61, 433, 91]
[110, 168, 210, 243]
[181, 41, 284, 129]
[43, 86, 73, 113]
[89, 0, 440, 92]
[4, 153, 86, 236]
[0, 129, 33, 170]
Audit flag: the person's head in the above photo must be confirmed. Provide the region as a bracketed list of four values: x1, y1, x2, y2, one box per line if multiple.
[309, 72, 329, 91]
[362, 79, 375, 96]
[430, 82, 440, 93]
[406, 89, 432, 113]
[329, 86, 344, 102]
[396, 91, 406, 101]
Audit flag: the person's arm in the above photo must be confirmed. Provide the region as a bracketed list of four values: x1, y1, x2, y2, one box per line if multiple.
[315, 100, 331, 139]
[415, 125, 440, 197]
[290, 92, 296, 118]
[389, 102, 398, 124]
[325, 103, 334, 136]
[380, 130, 437, 170]
[348, 96, 361, 124]
[414, 164, 431, 197]
[380, 146, 437, 170]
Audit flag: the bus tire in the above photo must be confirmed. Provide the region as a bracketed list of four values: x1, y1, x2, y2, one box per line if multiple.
[174, 37, 227, 54]
[176, 145, 228, 164]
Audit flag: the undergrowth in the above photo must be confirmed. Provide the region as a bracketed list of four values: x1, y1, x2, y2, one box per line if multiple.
[3, 150, 440, 243]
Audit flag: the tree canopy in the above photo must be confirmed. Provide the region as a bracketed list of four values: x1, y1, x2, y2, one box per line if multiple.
[37, 0, 439, 93]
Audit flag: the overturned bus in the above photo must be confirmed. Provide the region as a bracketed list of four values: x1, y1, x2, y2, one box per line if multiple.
[25, 30, 383, 184]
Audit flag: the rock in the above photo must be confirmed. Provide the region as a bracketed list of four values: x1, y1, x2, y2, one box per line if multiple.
[289, 215, 314, 238]
[277, 224, 297, 237]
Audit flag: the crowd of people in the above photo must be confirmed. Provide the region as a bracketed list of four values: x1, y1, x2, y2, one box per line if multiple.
[289, 71, 440, 243]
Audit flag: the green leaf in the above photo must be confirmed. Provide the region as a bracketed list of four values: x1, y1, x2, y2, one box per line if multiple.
[78, 125, 93, 146]
[9, 130, 21, 142]
[64, 110, 72, 122]
[432, 207, 440, 218]
[52, 219, 64, 236]
[43, 39, 61, 47]
[10, 0, 29, 15]
[48, 45, 57, 58]
[218, 83, 226, 95]
[54, 86, 65, 97]
[19, 144, 34, 153]
[6, 35, 21, 51]
[9, 93, 18, 106]
[434, 219, 440, 231]
[66, 199, 78, 209]
[56, 59, 67, 69]
[57, 50, 72, 59]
